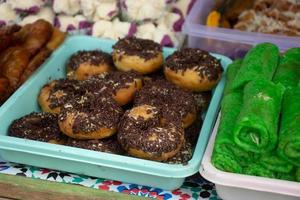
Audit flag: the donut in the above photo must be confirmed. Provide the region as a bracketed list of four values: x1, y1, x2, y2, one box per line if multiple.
[83, 71, 143, 106]
[112, 37, 163, 74]
[134, 78, 197, 128]
[164, 48, 223, 92]
[66, 137, 124, 155]
[66, 50, 113, 80]
[118, 104, 184, 161]
[38, 79, 83, 114]
[9, 112, 66, 144]
[58, 93, 123, 140]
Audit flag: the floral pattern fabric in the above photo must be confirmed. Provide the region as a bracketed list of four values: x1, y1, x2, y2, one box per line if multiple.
[0, 160, 220, 200]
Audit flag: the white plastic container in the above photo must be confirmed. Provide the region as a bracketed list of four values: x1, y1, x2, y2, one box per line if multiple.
[200, 115, 300, 200]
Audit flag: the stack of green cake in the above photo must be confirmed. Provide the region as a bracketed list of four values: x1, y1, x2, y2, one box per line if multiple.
[212, 44, 300, 181]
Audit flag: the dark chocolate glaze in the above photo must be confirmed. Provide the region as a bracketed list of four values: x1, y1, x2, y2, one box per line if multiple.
[118, 106, 184, 156]
[9, 112, 66, 142]
[66, 136, 124, 154]
[67, 50, 113, 70]
[164, 48, 223, 81]
[112, 37, 162, 61]
[83, 71, 142, 96]
[46, 79, 84, 109]
[134, 78, 197, 121]
[58, 93, 123, 134]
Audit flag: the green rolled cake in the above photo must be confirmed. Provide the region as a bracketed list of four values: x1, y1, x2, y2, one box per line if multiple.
[296, 169, 300, 182]
[244, 163, 276, 179]
[234, 79, 285, 153]
[273, 48, 300, 89]
[277, 87, 300, 167]
[212, 92, 255, 173]
[260, 152, 294, 174]
[223, 59, 242, 95]
[231, 43, 279, 90]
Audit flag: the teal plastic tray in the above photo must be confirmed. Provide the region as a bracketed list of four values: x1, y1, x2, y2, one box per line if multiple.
[0, 36, 231, 190]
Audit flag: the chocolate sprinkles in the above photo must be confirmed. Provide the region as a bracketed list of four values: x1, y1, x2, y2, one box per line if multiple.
[165, 48, 223, 81]
[113, 37, 162, 61]
[9, 112, 65, 142]
[58, 93, 123, 134]
[67, 50, 113, 70]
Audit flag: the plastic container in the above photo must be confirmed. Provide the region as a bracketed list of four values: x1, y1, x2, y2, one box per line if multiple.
[0, 35, 232, 190]
[182, 0, 300, 58]
[200, 114, 300, 200]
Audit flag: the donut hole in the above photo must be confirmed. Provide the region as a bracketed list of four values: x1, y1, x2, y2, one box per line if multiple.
[128, 105, 158, 120]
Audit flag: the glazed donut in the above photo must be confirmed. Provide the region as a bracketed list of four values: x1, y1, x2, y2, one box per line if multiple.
[164, 48, 223, 92]
[118, 104, 184, 161]
[112, 37, 163, 74]
[83, 71, 143, 106]
[58, 93, 123, 140]
[66, 137, 124, 155]
[9, 112, 66, 144]
[134, 78, 197, 128]
[38, 79, 83, 114]
[66, 50, 113, 80]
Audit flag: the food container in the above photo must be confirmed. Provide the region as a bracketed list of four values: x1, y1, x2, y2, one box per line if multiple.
[182, 0, 300, 58]
[200, 114, 300, 200]
[0, 35, 231, 190]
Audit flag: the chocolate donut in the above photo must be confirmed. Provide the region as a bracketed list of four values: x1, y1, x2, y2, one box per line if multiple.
[67, 50, 113, 80]
[9, 112, 66, 144]
[66, 137, 124, 155]
[38, 79, 84, 114]
[164, 48, 223, 92]
[134, 79, 198, 128]
[112, 37, 163, 74]
[83, 71, 143, 106]
[58, 93, 123, 140]
[118, 104, 184, 161]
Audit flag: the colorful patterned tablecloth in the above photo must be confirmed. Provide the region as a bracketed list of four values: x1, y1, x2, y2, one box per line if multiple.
[0, 159, 220, 200]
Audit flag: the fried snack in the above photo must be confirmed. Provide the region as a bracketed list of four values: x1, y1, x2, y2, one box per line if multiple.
[0, 24, 21, 53]
[46, 27, 67, 51]
[18, 48, 52, 85]
[0, 77, 10, 104]
[13, 19, 53, 56]
[0, 47, 31, 90]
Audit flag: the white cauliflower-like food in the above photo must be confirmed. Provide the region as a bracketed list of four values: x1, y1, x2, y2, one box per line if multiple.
[92, 18, 136, 40]
[0, 3, 17, 25]
[120, 0, 167, 21]
[19, 7, 55, 26]
[55, 14, 90, 32]
[53, 0, 81, 15]
[6, 0, 45, 14]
